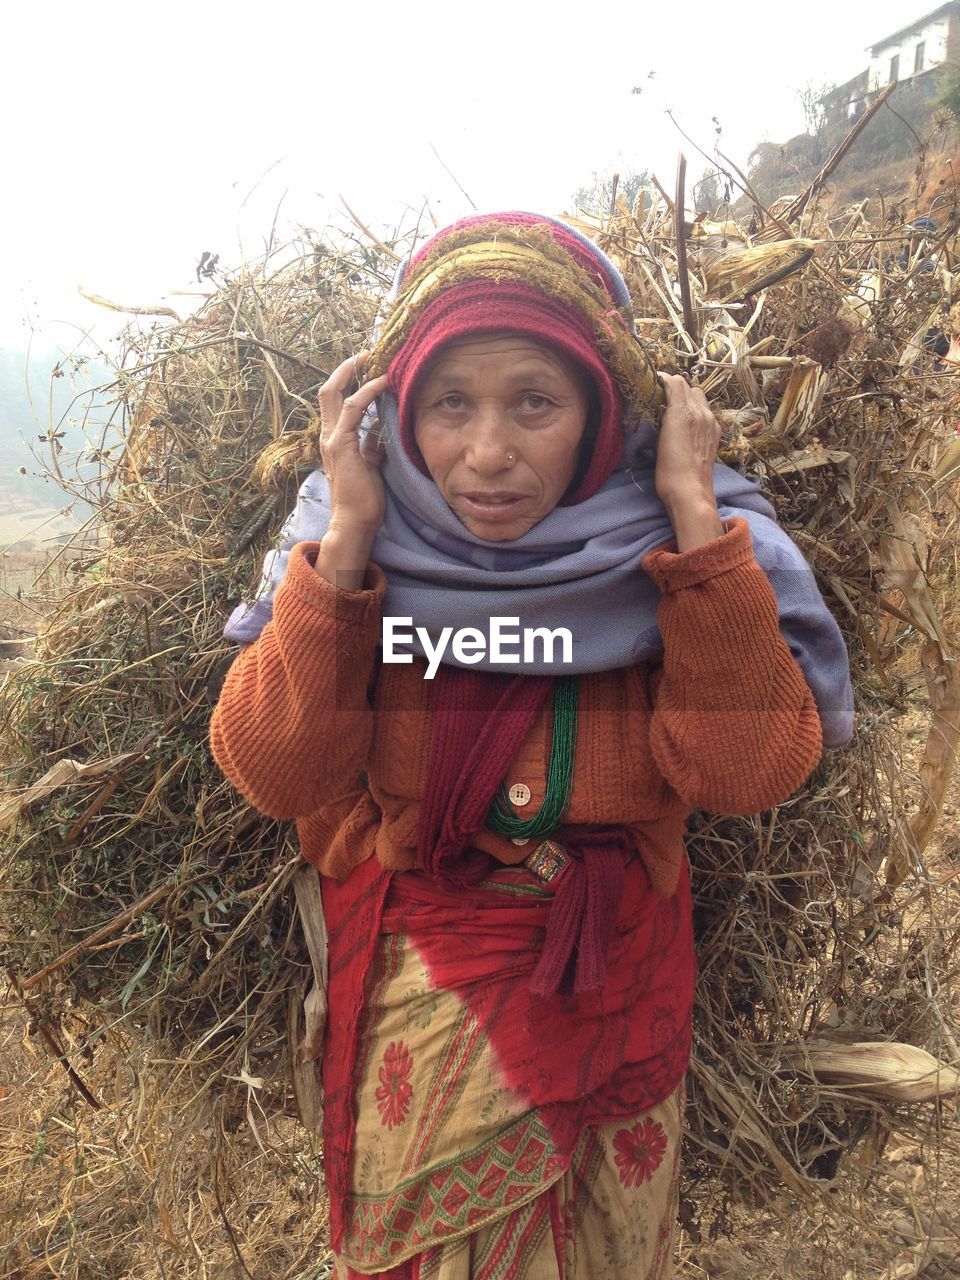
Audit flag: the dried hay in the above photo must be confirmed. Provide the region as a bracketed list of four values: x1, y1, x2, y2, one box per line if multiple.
[1, 174, 960, 1276]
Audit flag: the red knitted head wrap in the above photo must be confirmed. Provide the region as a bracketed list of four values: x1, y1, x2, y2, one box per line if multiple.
[382, 212, 633, 505]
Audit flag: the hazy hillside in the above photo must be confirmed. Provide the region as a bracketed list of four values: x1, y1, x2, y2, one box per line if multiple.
[745, 72, 956, 214]
[0, 348, 112, 547]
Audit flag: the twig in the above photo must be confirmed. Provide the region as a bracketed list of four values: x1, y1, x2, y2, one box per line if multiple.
[609, 171, 620, 216]
[191, 856, 300, 996]
[5, 968, 102, 1109]
[649, 173, 674, 214]
[60, 705, 194, 846]
[78, 287, 180, 321]
[19, 880, 186, 992]
[213, 1150, 256, 1280]
[338, 196, 403, 262]
[17, 814, 260, 992]
[675, 154, 699, 348]
[428, 142, 478, 211]
[781, 82, 898, 224]
[230, 334, 328, 378]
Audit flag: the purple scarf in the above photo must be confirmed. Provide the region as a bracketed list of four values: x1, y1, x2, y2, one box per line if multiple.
[224, 397, 853, 747]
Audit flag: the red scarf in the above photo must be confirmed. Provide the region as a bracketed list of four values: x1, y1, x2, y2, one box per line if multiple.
[416, 665, 626, 998]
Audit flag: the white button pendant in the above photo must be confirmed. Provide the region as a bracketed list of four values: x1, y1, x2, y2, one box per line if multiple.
[507, 782, 532, 807]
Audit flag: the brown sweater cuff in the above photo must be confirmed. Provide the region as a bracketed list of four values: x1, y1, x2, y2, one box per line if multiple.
[641, 517, 754, 593]
[279, 541, 387, 625]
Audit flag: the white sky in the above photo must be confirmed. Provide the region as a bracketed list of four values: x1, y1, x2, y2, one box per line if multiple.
[0, 0, 934, 349]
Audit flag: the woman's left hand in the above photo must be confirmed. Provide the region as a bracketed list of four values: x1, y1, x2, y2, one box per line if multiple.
[654, 373, 724, 551]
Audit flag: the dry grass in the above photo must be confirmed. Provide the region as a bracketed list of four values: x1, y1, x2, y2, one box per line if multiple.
[0, 172, 959, 1277]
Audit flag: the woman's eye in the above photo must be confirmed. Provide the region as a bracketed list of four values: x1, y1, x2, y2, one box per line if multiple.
[520, 393, 552, 411]
[438, 393, 466, 410]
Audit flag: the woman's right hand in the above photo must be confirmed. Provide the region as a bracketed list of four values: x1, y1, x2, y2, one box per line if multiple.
[317, 353, 389, 536]
[313, 354, 389, 590]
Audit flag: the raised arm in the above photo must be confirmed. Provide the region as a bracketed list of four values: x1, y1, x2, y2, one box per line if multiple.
[211, 353, 390, 820]
[642, 518, 822, 813]
[641, 375, 823, 813]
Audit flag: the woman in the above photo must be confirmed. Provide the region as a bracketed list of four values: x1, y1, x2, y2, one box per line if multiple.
[211, 212, 852, 1279]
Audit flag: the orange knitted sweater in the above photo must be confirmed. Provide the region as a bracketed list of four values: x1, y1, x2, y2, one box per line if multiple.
[210, 517, 824, 897]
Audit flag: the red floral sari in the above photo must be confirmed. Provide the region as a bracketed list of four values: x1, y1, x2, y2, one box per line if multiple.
[319, 850, 695, 1277]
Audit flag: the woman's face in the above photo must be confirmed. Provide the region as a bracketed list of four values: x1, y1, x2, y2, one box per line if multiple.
[412, 333, 591, 541]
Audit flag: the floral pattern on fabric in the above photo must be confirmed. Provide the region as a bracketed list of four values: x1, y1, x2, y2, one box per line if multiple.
[330, 865, 692, 1273]
[613, 1116, 668, 1188]
[376, 1040, 413, 1130]
[604, 1219, 648, 1269]
[358, 1134, 386, 1192]
[403, 985, 439, 1030]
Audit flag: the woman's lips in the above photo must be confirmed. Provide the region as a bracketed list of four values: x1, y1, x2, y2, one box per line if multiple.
[458, 492, 528, 519]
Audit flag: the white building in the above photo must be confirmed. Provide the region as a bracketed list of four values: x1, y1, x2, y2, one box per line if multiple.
[867, 2, 960, 91]
[821, 3, 960, 125]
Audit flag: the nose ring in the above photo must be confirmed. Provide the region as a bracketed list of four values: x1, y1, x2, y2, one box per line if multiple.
[506, 451, 516, 464]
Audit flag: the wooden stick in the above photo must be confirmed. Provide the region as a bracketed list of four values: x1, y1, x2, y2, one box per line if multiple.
[5, 968, 102, 1110]
[781, 83, 897, 224]
[649, 173, 674, 214]
[287, 863, 329, 1133]
[338, 196, 403, 263]
[59, 708, 187, 846]
[228, 334, 327, 378]
[293, 864, 329, 999]
[674, 154, 699, 348]
[77, 287, 180, 320]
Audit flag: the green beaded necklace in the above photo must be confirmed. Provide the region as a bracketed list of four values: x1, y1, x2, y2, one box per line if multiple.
[486, 675, 580, 840]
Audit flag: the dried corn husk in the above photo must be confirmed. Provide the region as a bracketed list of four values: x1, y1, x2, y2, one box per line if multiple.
[715, 405, 769, 434]
[769, 357, 828, 439]
[899, 304, 947, 371]
[700, 239, 817, 301]
[0, 753, 137, 831]
[878, 501, 949, 650]
[688, 219, 748, 246]
[787, 1042, 960, 1103]
[933, 437, 960, 485]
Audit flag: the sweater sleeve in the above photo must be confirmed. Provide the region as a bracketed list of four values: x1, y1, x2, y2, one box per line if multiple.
[209, 542, 385, 820]
[641, 517, 823, 815]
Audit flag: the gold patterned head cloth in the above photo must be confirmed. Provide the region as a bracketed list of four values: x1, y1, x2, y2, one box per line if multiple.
[367, 211, 662, 504]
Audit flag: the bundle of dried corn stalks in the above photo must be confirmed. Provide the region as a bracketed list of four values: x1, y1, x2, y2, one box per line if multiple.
[0, 174, 959, 1275]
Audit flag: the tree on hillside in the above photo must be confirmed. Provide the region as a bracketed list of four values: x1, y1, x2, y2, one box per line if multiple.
[571, 168, 651, 216]
[747, 140, 803, 203]
[693, 168, 722, 213]
[797, 80, 833, 166]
